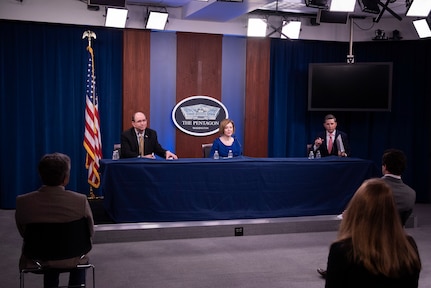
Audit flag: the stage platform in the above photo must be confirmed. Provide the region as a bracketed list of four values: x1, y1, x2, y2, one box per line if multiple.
[91, 199, 417, 244]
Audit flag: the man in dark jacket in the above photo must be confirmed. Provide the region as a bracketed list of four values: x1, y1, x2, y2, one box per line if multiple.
[120, 111, 178, 159]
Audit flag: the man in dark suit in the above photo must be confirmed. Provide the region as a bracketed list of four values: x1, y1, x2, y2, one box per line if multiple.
[310, 114, 350, 157]
[120, 111, 178, 159]
[15, 153, 94, 288]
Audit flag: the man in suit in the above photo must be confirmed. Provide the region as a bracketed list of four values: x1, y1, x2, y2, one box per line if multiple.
[310, 114, 350, 157]
[317, 148, 416, 278]
[120, 111, 178, 159]
[15, 153, 94, 288]
[381, 148, 416, 225]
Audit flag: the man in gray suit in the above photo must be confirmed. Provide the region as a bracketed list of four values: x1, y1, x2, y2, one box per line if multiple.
[381, 148, 416, 225]
[15, 152, 94, 288]
[318, 148, 416, 278]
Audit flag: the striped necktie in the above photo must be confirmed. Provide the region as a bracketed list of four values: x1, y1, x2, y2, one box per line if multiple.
[139, 134, 144, 157]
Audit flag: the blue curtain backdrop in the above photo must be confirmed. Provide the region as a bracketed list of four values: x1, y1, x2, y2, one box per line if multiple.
[0, 20, 122, 208]
[269, 38, 431, 203]
[1, 19, 430, 208]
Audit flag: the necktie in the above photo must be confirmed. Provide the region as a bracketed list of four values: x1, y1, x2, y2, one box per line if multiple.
[139, 134, 145, 157]
[328, 134, 333, 154]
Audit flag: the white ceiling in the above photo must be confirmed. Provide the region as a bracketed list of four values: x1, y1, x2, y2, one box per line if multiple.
[126, 0, 408, 22]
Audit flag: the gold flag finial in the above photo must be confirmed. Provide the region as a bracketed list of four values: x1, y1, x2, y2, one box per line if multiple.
[82, 30, 97, 47]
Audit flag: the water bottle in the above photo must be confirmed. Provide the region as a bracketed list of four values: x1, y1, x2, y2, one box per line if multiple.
[112, 150, 119, 160]
[213, 150, 219, 160]
[316, 150, 321, 159]
[228, 150, 233, 158]
[308, 151, 314, 159]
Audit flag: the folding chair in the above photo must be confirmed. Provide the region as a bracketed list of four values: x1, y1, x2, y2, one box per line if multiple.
[20, 217, 95, 288]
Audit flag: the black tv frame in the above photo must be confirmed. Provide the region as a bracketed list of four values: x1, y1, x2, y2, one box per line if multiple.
[307, 62, 393, 112]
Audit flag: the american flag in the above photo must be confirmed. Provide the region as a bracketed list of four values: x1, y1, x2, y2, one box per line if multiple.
[83, 45, 102, 188]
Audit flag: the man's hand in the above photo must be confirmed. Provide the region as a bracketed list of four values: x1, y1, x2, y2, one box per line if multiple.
[314, 137, 324, 147]
[165, 150, 178, 160]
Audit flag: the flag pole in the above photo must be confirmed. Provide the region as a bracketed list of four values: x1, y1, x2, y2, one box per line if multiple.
[89, 186, 96, 200]
[82, 30, 96, 48]
[82, 30, 101, 200]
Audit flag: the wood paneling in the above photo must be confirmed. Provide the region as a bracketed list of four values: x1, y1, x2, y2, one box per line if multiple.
[176, 32, 223, 158]
[122, 29, 151, 130]
[244, 38, 270, 157]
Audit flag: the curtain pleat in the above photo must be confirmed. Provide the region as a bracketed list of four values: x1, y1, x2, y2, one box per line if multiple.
[0, 20, 122, 208]
[269, 39, 431, 202]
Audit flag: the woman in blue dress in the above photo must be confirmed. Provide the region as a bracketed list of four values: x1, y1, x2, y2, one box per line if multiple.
[209, 118, 242, 158]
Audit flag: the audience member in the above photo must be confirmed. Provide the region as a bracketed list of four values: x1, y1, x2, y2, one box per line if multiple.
[325, 178, 421, 288]
[310, 114, 350, 157]
[318, 148, 417, 278]
[209, 118, 242, 158]
[121, 111, 178, 159]
[381, 148, 416, 226]
[15, 153, 94, 288]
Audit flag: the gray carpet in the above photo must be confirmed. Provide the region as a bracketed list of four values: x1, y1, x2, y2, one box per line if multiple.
[1, 204, 430, 288]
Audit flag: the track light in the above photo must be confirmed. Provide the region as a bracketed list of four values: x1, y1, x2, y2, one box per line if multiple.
[329, 0, 356, 12]
[406, 0, 431, 17]
[247, 18, 267, 37]
[281, 20, 301, 39]
[146, 11, 169, 30]
[105, 7, 128, 28]
[358, 0, 381, 14]
[305, 0, 329, 9]
[413, 18, 431, 38]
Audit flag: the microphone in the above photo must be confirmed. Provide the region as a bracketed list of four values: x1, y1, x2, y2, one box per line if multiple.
[336, 135, 345, 155]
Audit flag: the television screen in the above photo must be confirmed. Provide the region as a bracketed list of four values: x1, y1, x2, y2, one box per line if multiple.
[308, 62, 393, 111]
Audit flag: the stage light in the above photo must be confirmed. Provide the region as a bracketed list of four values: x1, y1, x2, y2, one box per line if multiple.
[330, 0, 355, 12]
[358, 0, 380, 14]
[281, 20, 301, 39]
[406, 0, 431, 17]
[413, 18, 431, 38]
[247, 18, 267, 37]
[105, 7, 128, 28]
[146, 11, 169, 30]
[305, 0, 329, 9]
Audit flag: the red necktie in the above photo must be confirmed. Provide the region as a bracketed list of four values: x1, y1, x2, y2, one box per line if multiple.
[328, 134, 333, 154]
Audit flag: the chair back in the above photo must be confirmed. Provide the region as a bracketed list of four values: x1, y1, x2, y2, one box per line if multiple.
[202, 143, 213, 158]
[399, 209, 413, 226]
[23, 217, 91, 261]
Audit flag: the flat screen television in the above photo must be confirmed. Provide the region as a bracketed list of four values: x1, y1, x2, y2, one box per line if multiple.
[308, 62, 393, 111]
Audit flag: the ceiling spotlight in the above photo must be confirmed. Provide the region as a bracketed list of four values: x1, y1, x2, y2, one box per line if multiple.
[105, 7, 128, 28]
[146, 11, 169, 30]
[247, 18, 267, 37]
[406, 0, 431, 17]
[281, 20, 301, 39]
[413, 18, 431, 38]
[330, 0, 355, 12]
[305, 0, 329, 9]
[358, 0, 381, 14]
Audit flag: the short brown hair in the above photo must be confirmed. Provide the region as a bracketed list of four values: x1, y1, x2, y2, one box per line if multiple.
[382, 149, 406, 175]
[38, 153, 71, 186]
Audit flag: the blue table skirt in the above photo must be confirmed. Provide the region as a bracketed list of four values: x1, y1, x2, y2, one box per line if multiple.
[100, 156, 379, 223]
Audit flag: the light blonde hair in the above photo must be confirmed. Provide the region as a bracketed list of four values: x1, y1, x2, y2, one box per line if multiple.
[337, 178, 421, 277]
